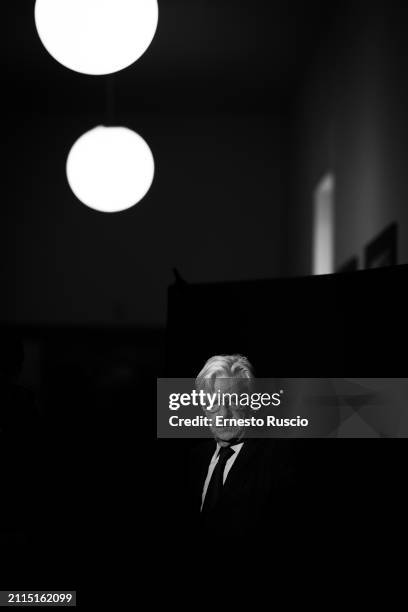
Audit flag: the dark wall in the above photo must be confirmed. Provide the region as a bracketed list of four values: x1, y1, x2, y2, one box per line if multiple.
[285, 2, 408, 276]
[166, 265, 408, 377]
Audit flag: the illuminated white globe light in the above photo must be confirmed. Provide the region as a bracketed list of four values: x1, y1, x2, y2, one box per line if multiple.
[66, 126, 155, 213]
[34, 0, 159, 75]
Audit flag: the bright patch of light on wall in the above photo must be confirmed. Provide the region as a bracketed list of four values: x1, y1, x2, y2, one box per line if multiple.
[34, 0, 159, 75]
[312, 173, 335, 275]
[66, 126, 155, 213]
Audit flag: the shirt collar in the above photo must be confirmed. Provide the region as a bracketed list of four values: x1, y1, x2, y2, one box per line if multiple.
[215, 441, 244, 456]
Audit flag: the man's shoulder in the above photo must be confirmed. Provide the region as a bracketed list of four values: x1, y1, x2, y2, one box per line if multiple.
[243, 439, 298, 482]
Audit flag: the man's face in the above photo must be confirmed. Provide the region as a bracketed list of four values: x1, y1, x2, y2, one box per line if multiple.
[204, 378, 248, 445]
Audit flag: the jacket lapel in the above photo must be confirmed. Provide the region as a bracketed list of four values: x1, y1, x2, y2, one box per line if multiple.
[222, 439, 262, 496]
[192, 441, 217, 507]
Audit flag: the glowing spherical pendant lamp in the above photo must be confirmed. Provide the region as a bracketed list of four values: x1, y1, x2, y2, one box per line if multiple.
[66, 126, 155, 213]
[34, 0, 159, 75]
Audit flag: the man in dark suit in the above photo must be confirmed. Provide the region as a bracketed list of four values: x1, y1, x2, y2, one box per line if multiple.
[187, 355, 296, 543]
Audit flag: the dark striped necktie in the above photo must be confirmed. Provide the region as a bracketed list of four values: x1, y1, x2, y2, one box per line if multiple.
[201, 446, 235, 513]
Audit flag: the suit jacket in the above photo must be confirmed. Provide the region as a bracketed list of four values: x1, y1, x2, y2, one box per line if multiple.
[187, 438, 297, 544]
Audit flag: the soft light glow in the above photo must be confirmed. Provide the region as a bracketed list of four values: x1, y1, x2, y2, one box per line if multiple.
[66, 126, 155, 213]
[35, 0, 159, 75]
[312, 173, 335, 275]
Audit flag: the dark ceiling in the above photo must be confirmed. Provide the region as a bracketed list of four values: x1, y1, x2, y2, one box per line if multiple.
[3, 1, 337, 116]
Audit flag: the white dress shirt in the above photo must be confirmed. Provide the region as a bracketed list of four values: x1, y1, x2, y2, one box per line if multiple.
[200, 442, 244, 511]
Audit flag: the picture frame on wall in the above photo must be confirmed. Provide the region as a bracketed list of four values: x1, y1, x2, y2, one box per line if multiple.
[365, 223, 398, 269]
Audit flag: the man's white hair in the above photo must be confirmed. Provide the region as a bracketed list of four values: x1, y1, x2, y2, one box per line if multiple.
[195, 354, 254, 391]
